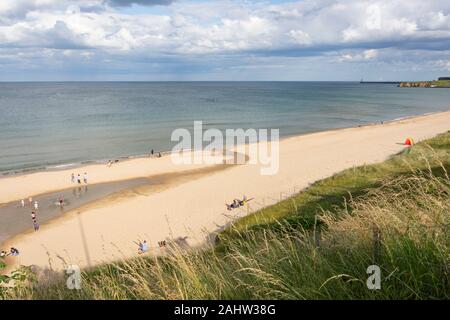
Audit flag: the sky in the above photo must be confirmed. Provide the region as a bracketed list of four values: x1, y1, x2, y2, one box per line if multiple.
[0, 0, 449, 81]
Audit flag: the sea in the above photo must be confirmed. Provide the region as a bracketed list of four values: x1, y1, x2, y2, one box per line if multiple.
[1, 81, 449, 175]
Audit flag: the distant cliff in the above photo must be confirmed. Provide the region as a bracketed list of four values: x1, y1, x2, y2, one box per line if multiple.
[399, 82, 431, 88]
[399, 80, 450, 88]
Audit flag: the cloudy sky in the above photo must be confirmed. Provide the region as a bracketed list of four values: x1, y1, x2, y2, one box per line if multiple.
[0, 0, 449, 81]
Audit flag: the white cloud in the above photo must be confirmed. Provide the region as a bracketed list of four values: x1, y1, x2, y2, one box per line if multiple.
[363, 49, 378, 60]
[338, 49, 379, 62]
[0, 0, 450, 79]
[289, 29, 312, 45]
[0, 0, 449, 54]
[436, 60, 450, 71]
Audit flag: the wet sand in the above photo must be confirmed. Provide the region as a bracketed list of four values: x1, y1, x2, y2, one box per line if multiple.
[0, 162, 234, 250]
[0, 178, 150, 244]
[0, 150, 232, 205]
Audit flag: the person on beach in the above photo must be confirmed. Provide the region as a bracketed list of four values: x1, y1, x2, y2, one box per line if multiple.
[226, 200, 239, 210]
[9, 248, 19, 256]
[28, 197, 33, 205]
[238, 195, 247, 207]
[31, 211, 37, 222]
[158, 152, 162, 158]
[158, 240, 167, 248]
[0, 250, 7, 258]
[77, 174, 81, 184]
[226, 196, 253, 210]
[83, 172, 88, 184]
[34, 200, 39, 210]
[138, 240, 149, 254]
[33, 222, 40, 232]
[21, 199, 25, 207]
[71, 173, 75, 184]
[58, 196, 64, 207]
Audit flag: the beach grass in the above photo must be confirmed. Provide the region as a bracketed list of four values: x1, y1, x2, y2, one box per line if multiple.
[431, 80, 450, 88]
[2, 132, 450, 300]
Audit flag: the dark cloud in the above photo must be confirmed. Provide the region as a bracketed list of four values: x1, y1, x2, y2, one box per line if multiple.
[105, 0, 176, 7]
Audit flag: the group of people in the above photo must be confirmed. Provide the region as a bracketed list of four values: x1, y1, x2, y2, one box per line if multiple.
[107, 160, 120, 167]
[1, 247, 19, 258]
[21, 197, 39, 210]
[226, 195, 252, 210]
[149, 149, 162, 158]
[135, 239, 168, 255]
[20, 197, 40, 232]
[71, 172, 88, 184]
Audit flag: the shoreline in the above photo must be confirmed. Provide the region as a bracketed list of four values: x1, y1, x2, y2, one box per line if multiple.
[1, 109, 448, 180]
[2, 108, 449, 203]
[1, 109, 450, 273]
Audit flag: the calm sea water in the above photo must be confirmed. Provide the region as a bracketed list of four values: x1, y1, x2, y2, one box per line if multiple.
[1, 82, 449, 174]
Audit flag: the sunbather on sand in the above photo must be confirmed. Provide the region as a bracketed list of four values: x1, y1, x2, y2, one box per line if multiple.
[137, 240, 149, 254]
[226, 195, 253, 210]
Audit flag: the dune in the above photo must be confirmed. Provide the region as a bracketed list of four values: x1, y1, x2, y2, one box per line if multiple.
[1, 110, 450, 272]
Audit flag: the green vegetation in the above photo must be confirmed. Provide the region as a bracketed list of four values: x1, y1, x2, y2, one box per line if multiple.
[2, 132, 450, 300]
[431, 80, 450, 88]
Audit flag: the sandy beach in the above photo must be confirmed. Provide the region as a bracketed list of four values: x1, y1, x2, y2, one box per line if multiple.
[1, 110, 450, 272]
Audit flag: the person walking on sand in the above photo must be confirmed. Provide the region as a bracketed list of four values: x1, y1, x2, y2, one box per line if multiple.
[77, 174, 81, 184]
[31, 211, 36, 221]
[71, 173, 75, 184]
[34, 200, 39, 211]
[33, 222, 40, 232]
[28, 197, 33, 205]
[21, 199, 25, 207]
[83, 172, 88, 184]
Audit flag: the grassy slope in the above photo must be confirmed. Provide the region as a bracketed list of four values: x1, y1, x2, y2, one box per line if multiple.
[2, 132, 450, 300]
[220, 130, 450, 240]
[431, 80, 450, 87]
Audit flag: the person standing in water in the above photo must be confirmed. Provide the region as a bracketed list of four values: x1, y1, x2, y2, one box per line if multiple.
[21, 199, 25, 207]
[58, 196, 64, 207]
[77, 174, 81, 184]
[83, 172, 88, 184]
[71, 173, 75, 184]
[34, 200, 39, 211]
[28, 197, 33, 205]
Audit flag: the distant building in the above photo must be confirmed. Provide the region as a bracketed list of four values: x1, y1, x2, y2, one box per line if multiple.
[438, 77, 450, 81]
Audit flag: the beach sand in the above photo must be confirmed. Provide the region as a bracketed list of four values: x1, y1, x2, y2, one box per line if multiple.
[1, 110, 450, 272]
